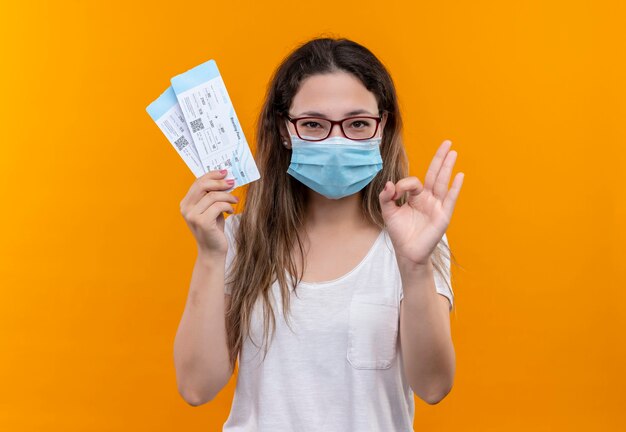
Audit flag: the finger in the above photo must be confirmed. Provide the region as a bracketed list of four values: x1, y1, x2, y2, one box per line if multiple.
[390, 176, 424, 201]
[423, 140, 452, 193]
[433, 150, 458, 201]
[181, 169, 231, 211]
[379, 180, 399, 217]
[181, 169, 227, 210]
[192, 191, 239, 215]
[442, 172, 464, 220]
[198, 201, 235, 225]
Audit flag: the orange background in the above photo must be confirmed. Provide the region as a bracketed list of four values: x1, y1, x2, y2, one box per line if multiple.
[1, 1, 625, 430]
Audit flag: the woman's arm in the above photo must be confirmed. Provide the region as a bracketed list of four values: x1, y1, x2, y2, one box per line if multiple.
[398, 260, 455, 405]
[173, 252, 233, 406]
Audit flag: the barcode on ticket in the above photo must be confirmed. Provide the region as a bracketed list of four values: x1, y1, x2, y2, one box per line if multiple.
[174, 136, 189, 151]
[190, 118, 204, 133]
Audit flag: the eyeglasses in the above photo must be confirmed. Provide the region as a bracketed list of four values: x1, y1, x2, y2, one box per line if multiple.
[285, 112, 384, 141]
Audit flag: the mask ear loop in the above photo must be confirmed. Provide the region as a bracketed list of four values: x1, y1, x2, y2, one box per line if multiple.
[377, 110, 387, 141]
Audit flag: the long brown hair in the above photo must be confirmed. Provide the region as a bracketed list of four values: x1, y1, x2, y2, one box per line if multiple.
[224, 36, 457, 372]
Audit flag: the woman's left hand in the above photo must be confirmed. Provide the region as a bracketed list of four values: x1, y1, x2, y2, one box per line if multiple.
[379, 139, 464, 268]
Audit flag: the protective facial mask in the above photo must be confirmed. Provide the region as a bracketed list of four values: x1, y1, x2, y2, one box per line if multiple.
[286, 134, 383, 199]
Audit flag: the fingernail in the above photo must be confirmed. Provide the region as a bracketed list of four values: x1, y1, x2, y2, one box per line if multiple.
[226, 179, 235, 185]
[220, 169, 228, 175]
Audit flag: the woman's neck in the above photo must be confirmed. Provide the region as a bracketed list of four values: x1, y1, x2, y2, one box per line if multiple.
[303, 189, 370, 234]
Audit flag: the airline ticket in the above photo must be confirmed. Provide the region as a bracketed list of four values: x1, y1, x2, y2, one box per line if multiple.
[146, 86, 205, 178]
[147, 59, 261, 190]
[170, 59, 260, 188]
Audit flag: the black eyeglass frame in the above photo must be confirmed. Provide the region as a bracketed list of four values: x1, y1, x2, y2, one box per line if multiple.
[284, 111, 386, 142]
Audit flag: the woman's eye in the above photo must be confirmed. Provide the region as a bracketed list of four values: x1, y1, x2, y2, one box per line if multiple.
[350, 120, 370, 128]
[302, 121, 322, 128]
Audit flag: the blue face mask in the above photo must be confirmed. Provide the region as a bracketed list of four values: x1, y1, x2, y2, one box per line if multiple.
[286, 134, 383, 199]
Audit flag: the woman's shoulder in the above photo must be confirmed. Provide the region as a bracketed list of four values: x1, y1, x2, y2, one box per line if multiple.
[225, 212, 242, 224]
[224, 213, 242, 237]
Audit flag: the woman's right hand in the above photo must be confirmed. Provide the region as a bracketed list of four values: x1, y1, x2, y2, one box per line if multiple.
[179, 169, 239, 258]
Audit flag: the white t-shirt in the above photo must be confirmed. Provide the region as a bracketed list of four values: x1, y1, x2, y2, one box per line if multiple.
[221, 213, 453, 432]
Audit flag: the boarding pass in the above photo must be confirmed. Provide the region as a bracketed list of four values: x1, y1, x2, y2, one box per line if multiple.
[147, 59, 260, 190]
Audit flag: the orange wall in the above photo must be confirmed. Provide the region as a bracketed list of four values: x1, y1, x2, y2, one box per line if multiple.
[1, 1, 624, 430]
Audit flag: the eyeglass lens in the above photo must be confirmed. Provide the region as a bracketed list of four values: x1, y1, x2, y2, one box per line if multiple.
[295, 118, 377, 140]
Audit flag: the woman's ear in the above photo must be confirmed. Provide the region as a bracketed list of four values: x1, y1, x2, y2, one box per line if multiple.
[278, 118, 292, 148]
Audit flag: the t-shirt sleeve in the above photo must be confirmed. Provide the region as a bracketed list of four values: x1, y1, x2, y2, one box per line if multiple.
[223, 214, 240, 295]
[399, 233, 454, 310]
[435, 233, 454, 309]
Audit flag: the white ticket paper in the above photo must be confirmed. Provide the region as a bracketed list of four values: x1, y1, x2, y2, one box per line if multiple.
[170, 59, 260, 188]
[146, 86, 205, 178]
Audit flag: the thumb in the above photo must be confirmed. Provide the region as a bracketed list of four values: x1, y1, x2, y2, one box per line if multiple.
[379, 181, 399, 217]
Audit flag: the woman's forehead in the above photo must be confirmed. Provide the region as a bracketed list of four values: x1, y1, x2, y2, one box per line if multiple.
[290, 72, 378, 116]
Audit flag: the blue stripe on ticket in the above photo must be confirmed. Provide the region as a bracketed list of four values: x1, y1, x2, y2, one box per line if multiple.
[170, 59, 221, 95]
[146, 86, 177, 121]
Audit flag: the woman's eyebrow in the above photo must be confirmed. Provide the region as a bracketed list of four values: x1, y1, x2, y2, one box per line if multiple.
[297, 109, 377, 117]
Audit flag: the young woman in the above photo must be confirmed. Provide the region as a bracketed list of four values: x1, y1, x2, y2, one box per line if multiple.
[175, 37, 465, 431]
